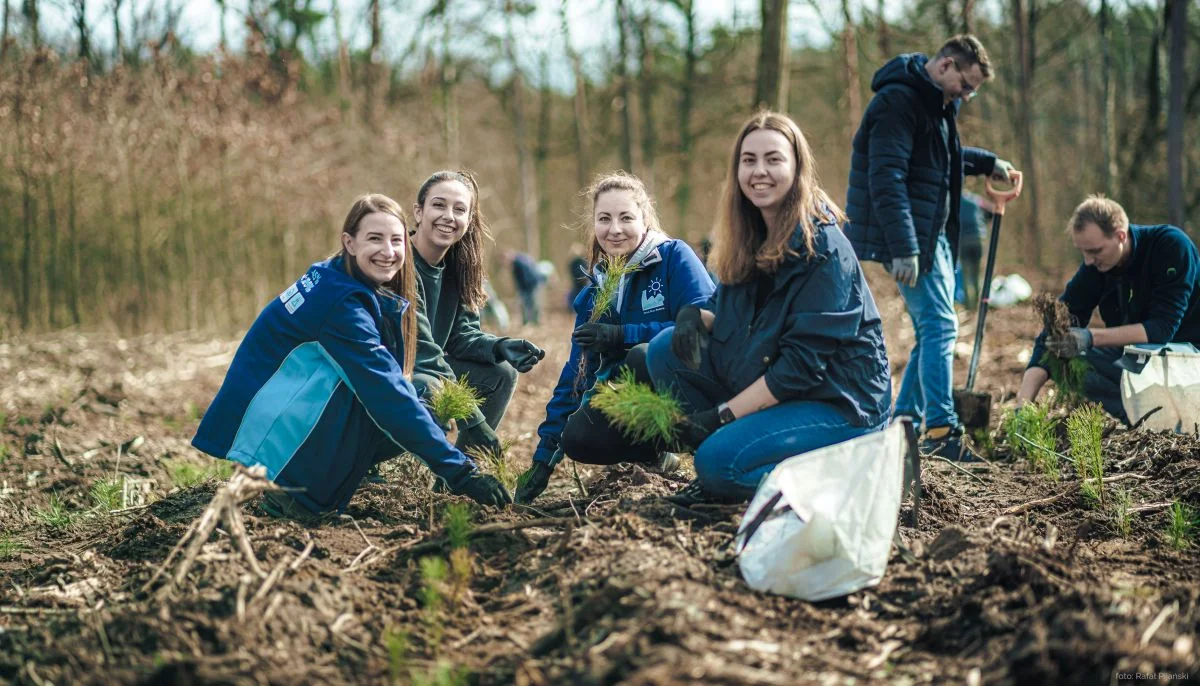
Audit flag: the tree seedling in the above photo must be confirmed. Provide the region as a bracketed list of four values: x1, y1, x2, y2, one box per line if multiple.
[1067, 404, 1105, 506]
[1003, 401, 1061, 481]
[167, 459, 234, 489]
[1110, 486, 1132, 538]
[575, 254, 634, 388]
[591, 367, 685, 446]
[33, 493, 75, 529]
[428, 376, 482, 427]
[464, 439, 517, 491]
[1166, 501, 1196, 551]
[90, 478, 124, 512]
[419, 555, 448, 650]
[0, 535, 24, 560]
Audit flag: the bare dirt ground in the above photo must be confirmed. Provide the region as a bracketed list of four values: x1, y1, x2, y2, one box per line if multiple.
[2, 276, 1199, 685]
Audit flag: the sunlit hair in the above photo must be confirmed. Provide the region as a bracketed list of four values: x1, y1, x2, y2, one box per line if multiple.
[710, 111, 846, 284]
[415, 170, 491, 311]
[337, 193, 417, 376]
[936, 34, 993, 80]
[581, 170, 665, 268]
[1067, 194, 1129, 238]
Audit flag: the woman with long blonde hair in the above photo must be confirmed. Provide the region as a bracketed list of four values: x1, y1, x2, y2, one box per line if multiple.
[193, 194, 511, 519]
[646, 112, 892, 504]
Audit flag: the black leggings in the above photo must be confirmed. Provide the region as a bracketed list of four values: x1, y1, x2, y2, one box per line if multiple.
[560, 344, 663, 465]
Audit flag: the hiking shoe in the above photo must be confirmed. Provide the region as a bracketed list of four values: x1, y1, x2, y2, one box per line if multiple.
[646, 451, 681, 474]
[920, 425, 981, 462]
[363, 465, 387, 484]
[259, 490, 325, 525]
[666, 478, 744, 506]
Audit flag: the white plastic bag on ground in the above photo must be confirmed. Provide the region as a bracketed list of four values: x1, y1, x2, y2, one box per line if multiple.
[988, 273, 1033, 307]
[735, 422, 909, 601]
[1120, 343, 1200, 433]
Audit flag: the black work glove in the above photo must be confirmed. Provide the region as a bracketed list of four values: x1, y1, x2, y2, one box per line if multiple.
[671, 305, 709, 370]
[494, 338, 546, 373]
[457, 420, 502, 457]
[572, 323, 625, 352]
[456, 473, 512, 507]
[515, 461, 553, 504]
[675, 407, 722, 452]
[1047, 327, 1093, 359]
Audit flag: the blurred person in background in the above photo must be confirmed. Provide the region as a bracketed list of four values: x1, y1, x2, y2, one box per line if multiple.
[191, 194, 511, 520]
[516, 171, 714, 504]
[506, 248, 547, 325]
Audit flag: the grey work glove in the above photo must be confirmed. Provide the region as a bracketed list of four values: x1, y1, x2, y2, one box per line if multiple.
[455, 473, 512, 507]
[991, 159, 1015, 183]
[890, 256, 920, 288]
[494, 338, 545, 373]
[1047, 327, 1093, 359]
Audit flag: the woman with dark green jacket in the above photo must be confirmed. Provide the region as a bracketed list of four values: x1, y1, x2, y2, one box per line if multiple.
[408, 171, 545, 457]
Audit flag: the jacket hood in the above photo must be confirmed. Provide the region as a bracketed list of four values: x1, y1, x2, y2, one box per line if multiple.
[871, 53, 953, 114]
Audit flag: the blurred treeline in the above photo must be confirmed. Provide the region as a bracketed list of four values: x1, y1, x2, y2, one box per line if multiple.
[0, 0, 1195, 335]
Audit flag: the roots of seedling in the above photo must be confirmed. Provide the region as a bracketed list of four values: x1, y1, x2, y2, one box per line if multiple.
[1034, 292, 1072, 340]
[590, 368, 684, 447]
[1034, 292, 1090, 405]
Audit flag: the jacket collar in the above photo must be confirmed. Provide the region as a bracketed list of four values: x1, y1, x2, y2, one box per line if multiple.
[591, 231, 669, 314]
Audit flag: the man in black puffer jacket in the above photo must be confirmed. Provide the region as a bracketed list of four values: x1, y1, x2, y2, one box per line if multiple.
[845, 34, 1016, 461]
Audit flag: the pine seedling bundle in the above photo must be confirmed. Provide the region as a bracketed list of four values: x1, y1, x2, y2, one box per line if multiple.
[429, 375, 482, 426]
[575, 255, 634, 390]
[591, 367, 684, 447]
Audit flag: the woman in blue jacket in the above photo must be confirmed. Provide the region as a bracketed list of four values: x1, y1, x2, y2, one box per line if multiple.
[192, 194, 511, 518]
[515, 172, 715, 504]
[647, 112, 892, 504]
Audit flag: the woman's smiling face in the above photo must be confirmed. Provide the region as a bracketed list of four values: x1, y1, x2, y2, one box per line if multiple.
[413, 180, 472, 259]
[593, 189, 648, 258]
[342, 212, 406, 286]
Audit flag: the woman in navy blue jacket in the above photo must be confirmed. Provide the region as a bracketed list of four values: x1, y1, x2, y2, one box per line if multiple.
[647, 112, 892, 504]
[192, 194, 510, 519]
[515, 172, 715, 504]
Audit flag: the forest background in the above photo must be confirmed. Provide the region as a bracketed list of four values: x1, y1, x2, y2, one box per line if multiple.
[0, 0, 1195, 336]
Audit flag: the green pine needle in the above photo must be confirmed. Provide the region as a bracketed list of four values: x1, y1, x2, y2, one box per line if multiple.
[429, 376, 483, 425]
[464, 438, 517, 490]
[590, 367, 684, 446]
[1067, 404, 1105, 506]
[588, 254, 633, 323]
[1003, 401, 1061, 481]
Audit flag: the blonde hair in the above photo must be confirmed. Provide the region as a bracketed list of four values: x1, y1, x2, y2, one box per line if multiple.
[1067, 194, 1129, 237]
[710, 111, 845, 284]
[581, 171, 665, 268]
[337, 194, 417, 377]
[415, 170, 491, 311]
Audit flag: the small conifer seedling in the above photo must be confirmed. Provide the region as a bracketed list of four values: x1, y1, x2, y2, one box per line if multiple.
[1167, 501, 1197, 551]
[591, 368, 685, 446]
[1067, 404, 1105, 506]
[428, 376, 482, 426]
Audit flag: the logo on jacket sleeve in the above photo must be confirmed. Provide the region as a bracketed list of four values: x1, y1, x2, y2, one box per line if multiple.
[279, 283, 305, 314]
[641, 278, 665, 313]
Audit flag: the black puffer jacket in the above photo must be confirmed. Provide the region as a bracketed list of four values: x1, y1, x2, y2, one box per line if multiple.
[844, 53, 997, 272]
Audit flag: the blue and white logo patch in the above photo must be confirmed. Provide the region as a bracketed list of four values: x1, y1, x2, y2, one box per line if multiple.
[641, 277, 665, 313]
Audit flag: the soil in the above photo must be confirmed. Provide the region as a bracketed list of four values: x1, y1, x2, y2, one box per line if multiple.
[2, 274, 1199, 685]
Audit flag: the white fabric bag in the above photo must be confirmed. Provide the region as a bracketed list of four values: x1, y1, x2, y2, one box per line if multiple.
[734, 421, 909, 601]
[1120, 343, 1200, 433]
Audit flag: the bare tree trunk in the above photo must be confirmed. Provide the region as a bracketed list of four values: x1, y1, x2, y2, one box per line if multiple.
[1166, 0, 1186, 226]
[961, 0, 976, 32]
[111, 0, 122, 63]
[634, 10, 656, 190]
[755, 0, 789, 111]
[67, 166, 81, 325]
[674, 0, 697, 235]
[19, 171, 34, 330]
[43, 176, 59, 328]
[535, 52, 552, 259]
[2, 0, 11, 59]
[1100, 0, 1117, 193]
[561, 0, 590, 190]
[939, 0, 955, 36]
[841, 0, 861, 136]
[615, 0, 635, 172]
[363, 0, 382, 127]
[504, 6, 538, 257]
[73, 0, 90, 62]
[216, 0, 226, 51]
[440, 1, 458, 162]
[331, 0, 350, 112]
[1012, 0, 1041, 266]
[22, 0, 39, 48]
[876, 0, 890, 59]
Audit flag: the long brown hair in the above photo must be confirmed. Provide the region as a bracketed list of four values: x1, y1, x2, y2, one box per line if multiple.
[710, 111, 846, 284]
[580, 170, 665, 268]
[415, 170, 491, 311]
[337, 194, 418, 377]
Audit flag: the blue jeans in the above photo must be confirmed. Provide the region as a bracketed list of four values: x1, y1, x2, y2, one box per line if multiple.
[518, 288, 540, 325]
[1082, 346, 1128, 424]
[894, 233, 959, 429]
[646, 328, 887, 500]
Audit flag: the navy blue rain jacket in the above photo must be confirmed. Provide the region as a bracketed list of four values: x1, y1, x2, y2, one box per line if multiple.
[707, 221, 892, 427]
[1028, 224, 1200, 370]
[192, 258, 476, 513]
[845, 53, 998, 271]
[533, 235, 715, 464]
